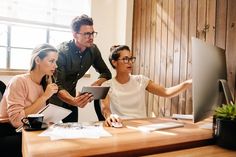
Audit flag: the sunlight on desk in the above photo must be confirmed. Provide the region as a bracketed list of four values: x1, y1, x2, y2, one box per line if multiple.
[154, 131, 177, 136]
[199, 122, 213, 129]
[126, 122, 184, 133]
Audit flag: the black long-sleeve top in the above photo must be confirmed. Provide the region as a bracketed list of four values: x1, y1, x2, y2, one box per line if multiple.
[55, 40, 111, 97]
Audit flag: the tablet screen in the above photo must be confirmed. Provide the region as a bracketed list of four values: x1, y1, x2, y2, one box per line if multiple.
[81, 86, 110, 100]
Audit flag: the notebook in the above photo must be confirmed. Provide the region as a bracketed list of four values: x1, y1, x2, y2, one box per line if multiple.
[126, 122, 184, 132]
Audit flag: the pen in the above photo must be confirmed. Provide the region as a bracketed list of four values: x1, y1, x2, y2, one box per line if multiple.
[16, 125, 23, 132]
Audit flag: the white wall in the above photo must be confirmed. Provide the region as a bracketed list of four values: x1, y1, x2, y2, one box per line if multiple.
[0, 0, 134, 122]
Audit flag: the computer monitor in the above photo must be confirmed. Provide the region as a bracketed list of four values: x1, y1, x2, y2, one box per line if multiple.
[192, 37, 233, 123]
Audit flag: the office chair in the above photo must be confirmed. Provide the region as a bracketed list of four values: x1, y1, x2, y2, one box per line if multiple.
[94, 100, 105, 121]
[0, 80, 6, 101]
[0, 80, 22, 156]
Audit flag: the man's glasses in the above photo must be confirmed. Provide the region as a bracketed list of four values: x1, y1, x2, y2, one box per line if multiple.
[117, 56, 136, 64]
[78, 31, 98, 38]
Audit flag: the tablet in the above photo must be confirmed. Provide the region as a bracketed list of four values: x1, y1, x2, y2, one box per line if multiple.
[81, 86, 110, 100]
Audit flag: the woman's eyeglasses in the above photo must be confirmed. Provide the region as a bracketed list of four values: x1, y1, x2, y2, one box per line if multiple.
[117, 57, 136, 64]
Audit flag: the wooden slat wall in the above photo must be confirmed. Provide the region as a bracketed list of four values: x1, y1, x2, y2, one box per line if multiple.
[186, 0, 197, 114]
[132, 0, 236, 117]
[171, 0, 181, 115]
[166, 0, 174, 116]
[226, 0, 236, 100]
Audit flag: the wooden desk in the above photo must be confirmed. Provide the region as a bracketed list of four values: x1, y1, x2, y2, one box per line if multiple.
[144, 145, 236, 157]
[22, 118, 214, 157]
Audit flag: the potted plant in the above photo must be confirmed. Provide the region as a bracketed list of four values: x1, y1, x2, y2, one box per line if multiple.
[214, 103, 236, 150]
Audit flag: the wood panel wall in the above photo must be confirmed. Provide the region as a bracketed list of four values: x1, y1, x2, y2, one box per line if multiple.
[132, 0, 236, 117]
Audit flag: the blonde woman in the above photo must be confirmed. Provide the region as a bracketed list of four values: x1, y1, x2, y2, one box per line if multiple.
[0, 44, 59, 156]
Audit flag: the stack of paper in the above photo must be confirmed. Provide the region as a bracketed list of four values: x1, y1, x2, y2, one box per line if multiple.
[39, 122, 112, 140]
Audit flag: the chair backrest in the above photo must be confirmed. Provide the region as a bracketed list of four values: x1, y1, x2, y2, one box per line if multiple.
[0, 81, 6, 100]
[94, 100, 105, 121]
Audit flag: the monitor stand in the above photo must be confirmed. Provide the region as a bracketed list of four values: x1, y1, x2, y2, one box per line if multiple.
[171, 79, 234, 120]
[219, 79, 234, 104]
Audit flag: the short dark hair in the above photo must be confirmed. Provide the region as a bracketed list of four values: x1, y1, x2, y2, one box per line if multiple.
[71, 14, 93, 32]
[109, 45, 130, 69]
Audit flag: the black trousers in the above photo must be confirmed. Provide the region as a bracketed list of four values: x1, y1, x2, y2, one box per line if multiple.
[62, 102, 78, 122]
[0, 123, 22, 157]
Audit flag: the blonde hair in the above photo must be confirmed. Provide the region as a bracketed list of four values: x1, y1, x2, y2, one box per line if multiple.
[30, 43, 57, 71]
[30, 43, 58, 91]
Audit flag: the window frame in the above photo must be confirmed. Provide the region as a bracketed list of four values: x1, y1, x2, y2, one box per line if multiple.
[0, 18, 71, 75]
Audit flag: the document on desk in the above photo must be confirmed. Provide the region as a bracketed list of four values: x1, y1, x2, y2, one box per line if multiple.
[39, 122, 112, 140]
[38, 103, 72, 123]
[126, 122, 184, 132]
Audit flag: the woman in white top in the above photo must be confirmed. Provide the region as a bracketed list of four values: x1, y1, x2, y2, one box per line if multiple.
[101, 45, 192, 127]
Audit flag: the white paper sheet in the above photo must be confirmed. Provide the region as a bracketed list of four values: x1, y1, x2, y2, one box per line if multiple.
[39, 122, 112, 140]
[38, 103, 72, 124]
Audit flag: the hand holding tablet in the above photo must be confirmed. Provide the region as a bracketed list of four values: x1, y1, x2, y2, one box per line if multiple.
[81, 86, 110, 100]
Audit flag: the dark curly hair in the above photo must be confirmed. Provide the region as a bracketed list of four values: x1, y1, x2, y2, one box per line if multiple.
[71, 14, 93, 32]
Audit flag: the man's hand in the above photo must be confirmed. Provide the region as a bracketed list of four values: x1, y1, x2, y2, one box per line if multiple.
[73, 93, 94, 108]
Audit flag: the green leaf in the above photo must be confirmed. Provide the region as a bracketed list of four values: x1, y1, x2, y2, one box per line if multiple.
[214, 103, 236, 120]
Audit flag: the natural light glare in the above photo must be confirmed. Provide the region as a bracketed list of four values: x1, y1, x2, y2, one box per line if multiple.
[0, 0, 91, 70]
[0, 0, 91, 26]
[10, 48, 32, 69]
[0, 47, 7, 68]
[49, 30, 72, 46]
[0, 24, 7, 46]
[11, 26, 46, 48]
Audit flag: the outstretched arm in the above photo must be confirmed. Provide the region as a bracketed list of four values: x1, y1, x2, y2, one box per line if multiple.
[146, 79, 192, 98]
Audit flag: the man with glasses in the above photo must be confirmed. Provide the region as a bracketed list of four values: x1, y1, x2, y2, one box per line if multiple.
[50, 14, 111, 122]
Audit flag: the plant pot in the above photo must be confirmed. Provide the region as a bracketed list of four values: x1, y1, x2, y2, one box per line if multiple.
[214, 118, 236, 150]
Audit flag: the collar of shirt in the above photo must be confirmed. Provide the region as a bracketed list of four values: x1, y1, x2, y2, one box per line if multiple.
[71, 40, 88, 56]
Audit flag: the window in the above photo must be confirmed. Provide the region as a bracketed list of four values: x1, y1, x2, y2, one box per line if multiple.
[0, 24, 8, 69]
[0, 47, 7, 69]
[49, 30, 72, 46]
[0, 0, 90, 73]
[0, 24, 7, 46]
[11, 26, 46, 48]
[0, 22, 72, 70]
